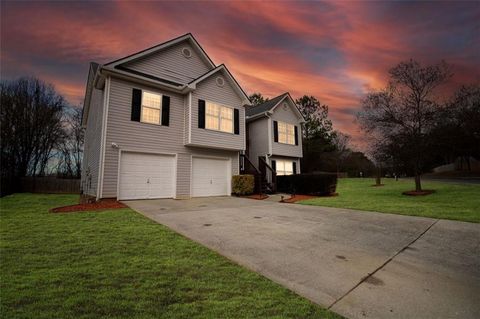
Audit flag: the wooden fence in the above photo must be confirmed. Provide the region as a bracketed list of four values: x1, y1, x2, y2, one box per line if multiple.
[20, 177, 80, 194]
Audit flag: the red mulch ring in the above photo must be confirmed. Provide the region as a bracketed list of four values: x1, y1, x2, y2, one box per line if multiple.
[283, 193, 338, 203]
[242, 194, 269, 200]
[51, 199, 127, 213]
[402, 190, 435, 196]
[283, 195, 318, 203]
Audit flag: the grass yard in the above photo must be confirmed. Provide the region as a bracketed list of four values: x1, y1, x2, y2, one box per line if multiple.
[300, 178, 480, 223]
[0, 194, 340, 319]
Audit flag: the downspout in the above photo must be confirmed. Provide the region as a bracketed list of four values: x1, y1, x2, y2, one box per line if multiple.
[266, 112, 273, 164]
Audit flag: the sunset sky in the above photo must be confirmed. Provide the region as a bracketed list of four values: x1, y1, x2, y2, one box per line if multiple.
[1, 1, 479, 147]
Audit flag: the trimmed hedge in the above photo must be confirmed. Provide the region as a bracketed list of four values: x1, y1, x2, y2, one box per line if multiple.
[232, 174, 255, 195]
[277, 173, 337, 195]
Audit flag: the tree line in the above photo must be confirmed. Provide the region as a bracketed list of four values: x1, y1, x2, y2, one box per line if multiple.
[3, 60, 477, 196]
[250, 59, 479, 193]
[1, 77, 83, 195]
[357, 59, 479, 192]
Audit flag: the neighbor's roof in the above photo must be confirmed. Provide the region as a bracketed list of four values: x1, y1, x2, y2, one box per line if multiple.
[246, 92, 305, 122]
[245, 93, 288, 117]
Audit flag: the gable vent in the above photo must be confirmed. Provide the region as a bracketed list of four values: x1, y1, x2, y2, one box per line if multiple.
[216, 76, 225, 87]
[182, 47, 192, 58]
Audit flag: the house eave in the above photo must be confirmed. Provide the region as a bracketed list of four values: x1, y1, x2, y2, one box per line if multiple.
[246, 111, 270, 122]
[100, 66, 188, 93]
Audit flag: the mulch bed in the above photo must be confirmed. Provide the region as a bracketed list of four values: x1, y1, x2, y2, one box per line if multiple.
[402, 190, 435, 196]
[371, 184, 385, 187]
[283, 195, 318, 203]
[283, 193, 338, 203]
[51, 199, 127, 213]
[242, 194, 269, 200]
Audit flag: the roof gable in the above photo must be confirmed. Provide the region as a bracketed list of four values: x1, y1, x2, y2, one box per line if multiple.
[104, 34, 215, 84]
[189, 65, 251, 105]
[81, 62, 100, 127]
[245, 93, 286, 117]
[246, 93, 304, 122]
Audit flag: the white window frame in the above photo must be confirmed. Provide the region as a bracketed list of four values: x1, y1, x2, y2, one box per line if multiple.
[277, 121, 295, 145]
[205, 101, 234, 134]
[140, 90, 162, 125]
[276, 160, 294, 176]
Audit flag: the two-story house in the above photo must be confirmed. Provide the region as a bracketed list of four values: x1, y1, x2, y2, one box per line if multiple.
[245, 93, 304, 177]
[81, 34, 251, 200]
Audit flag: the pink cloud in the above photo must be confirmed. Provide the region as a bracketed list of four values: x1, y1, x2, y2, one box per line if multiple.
[1, 1, 478, 147]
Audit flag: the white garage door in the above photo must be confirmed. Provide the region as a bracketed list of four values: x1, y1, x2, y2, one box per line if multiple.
[192, 157, 230, 197]
[119, 152, 175, 200]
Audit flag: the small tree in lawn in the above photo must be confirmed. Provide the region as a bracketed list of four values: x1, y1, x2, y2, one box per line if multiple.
[331, 131, 351, 174]
[365, 136, 389, 186]
[357, 59, 452, 193]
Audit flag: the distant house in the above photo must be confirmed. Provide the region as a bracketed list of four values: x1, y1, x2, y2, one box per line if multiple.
[246, 93, 304, 175]
[81, 34, 303, 200]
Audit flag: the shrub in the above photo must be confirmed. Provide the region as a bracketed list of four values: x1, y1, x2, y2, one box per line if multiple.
[277, 173, 337, 195]
[232, 175, 255, 195]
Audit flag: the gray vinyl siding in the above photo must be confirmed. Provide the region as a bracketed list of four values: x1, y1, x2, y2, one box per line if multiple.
[247, 117, 269, 168]
[124, 42, 211, 85]
[271, 100, 303, 158]
[101, 77, 239, 198]
[189, 73, 245, 151]
[81, 87, 104, 196]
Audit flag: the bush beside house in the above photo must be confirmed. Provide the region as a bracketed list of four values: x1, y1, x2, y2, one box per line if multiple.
[277, 173, 337, 196]
[232, 175, 255, 195]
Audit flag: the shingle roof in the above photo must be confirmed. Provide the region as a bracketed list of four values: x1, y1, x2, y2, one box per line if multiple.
[90, 62, 100, 74]
[246, 93, 288, 117]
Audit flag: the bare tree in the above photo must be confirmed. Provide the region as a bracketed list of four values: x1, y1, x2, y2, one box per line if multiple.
[1, 77, 66, 193]
[331, 131, 351, 174]
[57, 107, 84, 178]
[432, 84, 480, 169]
[357, 60, 452, 192]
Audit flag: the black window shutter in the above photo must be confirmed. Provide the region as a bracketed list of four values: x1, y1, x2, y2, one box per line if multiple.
[273, 121, 278, 142]
[271, 160, 276, 171]
[234, 109, 240, 134]
[293, 161, 297, 174]
[161, 95, 170, 126]
[131, 89, 142, 122]
[198, 99, 205, 128]
[294, 126, 299, 145]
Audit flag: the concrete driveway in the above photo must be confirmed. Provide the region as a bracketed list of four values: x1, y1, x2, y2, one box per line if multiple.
[126, 197, 480, 319]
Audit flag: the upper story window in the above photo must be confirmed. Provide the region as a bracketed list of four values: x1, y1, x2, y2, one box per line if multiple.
[278, 121, 295, 145]
[206, 101, 233, 133]
[141, 91, 162, 125]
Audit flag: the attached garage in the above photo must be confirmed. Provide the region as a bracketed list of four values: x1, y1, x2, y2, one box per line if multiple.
[118, 152, 176, 200]
[192, 157, 231, 197]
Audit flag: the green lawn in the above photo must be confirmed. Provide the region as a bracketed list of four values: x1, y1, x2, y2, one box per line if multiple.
[0, 194, 340, 319]
[300, 178, 480, 223]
